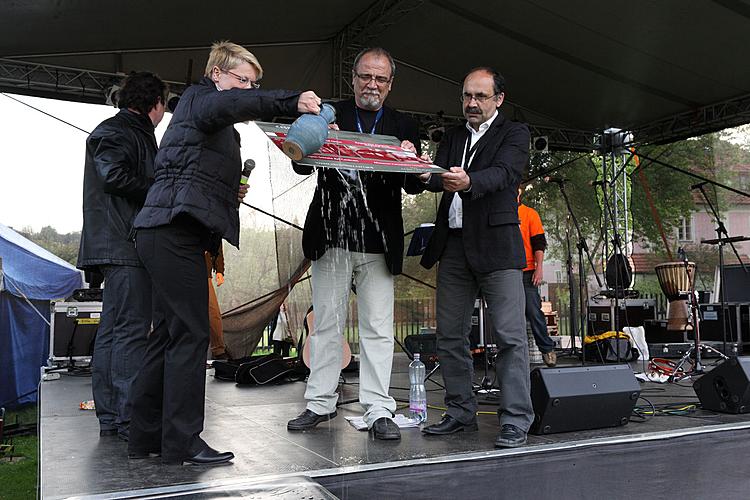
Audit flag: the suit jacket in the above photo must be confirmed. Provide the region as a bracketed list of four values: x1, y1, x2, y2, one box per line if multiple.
[420, 112, 529, 273]
[293, 98, 423, 275]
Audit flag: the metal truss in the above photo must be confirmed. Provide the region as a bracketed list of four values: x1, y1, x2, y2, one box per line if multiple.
[333, 0, 425, 99]
[0, 58, 186, 104]
[401, 109, 597, 152]
[631, 92, 750, 146]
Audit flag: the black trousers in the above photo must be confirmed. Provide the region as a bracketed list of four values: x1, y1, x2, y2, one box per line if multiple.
[92, 264, 151, 434]
[435, 232, 533, 430]
[129, 218, 211, 462]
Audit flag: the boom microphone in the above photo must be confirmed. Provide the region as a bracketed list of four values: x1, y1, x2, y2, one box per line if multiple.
[690, 181, 708, 190]
[241, 159, 255, 185]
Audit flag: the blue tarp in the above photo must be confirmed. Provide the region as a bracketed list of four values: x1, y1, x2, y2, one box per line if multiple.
[0, 222, 82, 407]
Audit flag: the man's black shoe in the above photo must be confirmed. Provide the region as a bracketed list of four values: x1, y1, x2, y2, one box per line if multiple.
[494, 424, 527, 448]
[287, 409, 337, 431]
[369, 417, 401, 440]
[170, 446, 234, 466]
[421, 415, 478, 435]
[99, 429, 117, 437]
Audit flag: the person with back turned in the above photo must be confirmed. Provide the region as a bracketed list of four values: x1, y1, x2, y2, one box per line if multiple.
[419, 67, 534, 448]
[76, 71, 167, 442]
[128, 41, 322, 466]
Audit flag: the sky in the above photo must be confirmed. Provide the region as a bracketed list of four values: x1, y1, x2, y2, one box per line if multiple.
[0, 93, 277, 234]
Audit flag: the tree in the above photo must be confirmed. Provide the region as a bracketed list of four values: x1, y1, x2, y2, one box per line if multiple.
[17, 226, 81, 265]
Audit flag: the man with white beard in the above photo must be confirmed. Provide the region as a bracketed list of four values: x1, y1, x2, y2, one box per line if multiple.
[288, 47, 423, 440]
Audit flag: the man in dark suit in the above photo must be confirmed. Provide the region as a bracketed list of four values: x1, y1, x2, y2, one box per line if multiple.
[419, 67, 534, 448]
[287, 47, 423, 440]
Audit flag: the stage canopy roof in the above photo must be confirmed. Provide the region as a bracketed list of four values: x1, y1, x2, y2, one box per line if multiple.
[1, 0, 749, 150]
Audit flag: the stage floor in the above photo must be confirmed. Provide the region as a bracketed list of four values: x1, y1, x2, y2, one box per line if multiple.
[40, 354, 750, 499]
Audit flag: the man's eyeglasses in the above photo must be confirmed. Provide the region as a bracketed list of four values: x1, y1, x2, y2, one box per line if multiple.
[460, 93, 497, 103]
[221, 69, 261, 89]
[354, 72, 392, 85]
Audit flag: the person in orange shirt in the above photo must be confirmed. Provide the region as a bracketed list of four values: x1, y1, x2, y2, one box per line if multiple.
[518, 186, 556, 367]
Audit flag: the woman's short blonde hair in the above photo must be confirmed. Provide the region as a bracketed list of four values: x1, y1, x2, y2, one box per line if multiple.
[204, 41, 263, 79]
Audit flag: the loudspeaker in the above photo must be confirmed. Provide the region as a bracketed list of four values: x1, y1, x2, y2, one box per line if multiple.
[693, 357, 750, 414]
[530, 365, 640, 434]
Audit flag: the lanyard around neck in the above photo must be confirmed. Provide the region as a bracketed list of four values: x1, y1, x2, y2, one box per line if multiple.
[355, 107, 384, 134]
[463, 135, 480, 169]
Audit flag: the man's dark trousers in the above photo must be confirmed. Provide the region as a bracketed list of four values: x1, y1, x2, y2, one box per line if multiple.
[129, 220, 210, 461]
[92, 265, 151, 434]
[522, 270, 555, 354]
[436, 232, 534, 431]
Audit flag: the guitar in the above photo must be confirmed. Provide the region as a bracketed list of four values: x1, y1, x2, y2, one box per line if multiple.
[301, 308, 352, 369]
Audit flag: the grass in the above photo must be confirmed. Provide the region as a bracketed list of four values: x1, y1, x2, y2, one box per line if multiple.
[0, 404, 38, 500]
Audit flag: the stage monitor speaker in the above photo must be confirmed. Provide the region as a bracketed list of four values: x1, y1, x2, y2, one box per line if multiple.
[530, 365, 640, 435]
[693, 357, 750, 414]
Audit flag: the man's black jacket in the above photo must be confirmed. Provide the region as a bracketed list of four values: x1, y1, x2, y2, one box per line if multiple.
[77, 109, 157, 270]
[420, 112, 529, 273]
[293, 98, 423, 275]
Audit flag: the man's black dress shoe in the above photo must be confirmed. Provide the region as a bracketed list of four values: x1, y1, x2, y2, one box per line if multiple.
[287, 409, 337, 431]
[421, 415, 478, 435]
[99, 429, 117, 437]
[494, 424, 527, 448]
[163, 446, 234, 466]
[369, 417, 401, 440]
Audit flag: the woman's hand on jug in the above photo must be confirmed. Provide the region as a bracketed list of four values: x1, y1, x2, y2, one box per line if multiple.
[298, 91, 322, 114]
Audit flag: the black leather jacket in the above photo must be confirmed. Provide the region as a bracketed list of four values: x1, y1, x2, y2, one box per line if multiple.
[77, 109, 157, 270]
[134, 78, 300, 248]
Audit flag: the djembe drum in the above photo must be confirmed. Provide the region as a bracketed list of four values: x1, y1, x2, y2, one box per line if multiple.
[655, 261, 696, 331]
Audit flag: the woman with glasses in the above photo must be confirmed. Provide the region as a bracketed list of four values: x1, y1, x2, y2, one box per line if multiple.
[128, 40, 322, 466]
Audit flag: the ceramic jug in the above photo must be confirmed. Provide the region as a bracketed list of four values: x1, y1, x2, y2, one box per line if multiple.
[282, 103, 336, 161]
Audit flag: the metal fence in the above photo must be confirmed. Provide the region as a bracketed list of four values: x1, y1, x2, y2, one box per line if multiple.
[253, 292, 671, 355]
[253, 297, 437, 355]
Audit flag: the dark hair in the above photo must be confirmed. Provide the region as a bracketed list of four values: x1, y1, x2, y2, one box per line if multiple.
[353, 47, 396, 79]
[463, 66, 505, 95]
[117, 71, 168, 115]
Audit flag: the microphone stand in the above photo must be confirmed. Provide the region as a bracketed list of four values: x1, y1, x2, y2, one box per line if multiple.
[695, 183, 747, 356]
[563, 224, 579, 358]
[668, 248, 727, 382]
[554, 180, 603, 364]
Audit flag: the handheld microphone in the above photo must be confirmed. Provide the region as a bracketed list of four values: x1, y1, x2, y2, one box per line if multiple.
[690, 181, 708, 190]
[241, 159, 255, 185]
[543, 176, 567, 184]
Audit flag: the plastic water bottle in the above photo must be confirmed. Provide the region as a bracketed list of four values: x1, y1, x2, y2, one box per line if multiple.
[409, 353, 427, 423]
